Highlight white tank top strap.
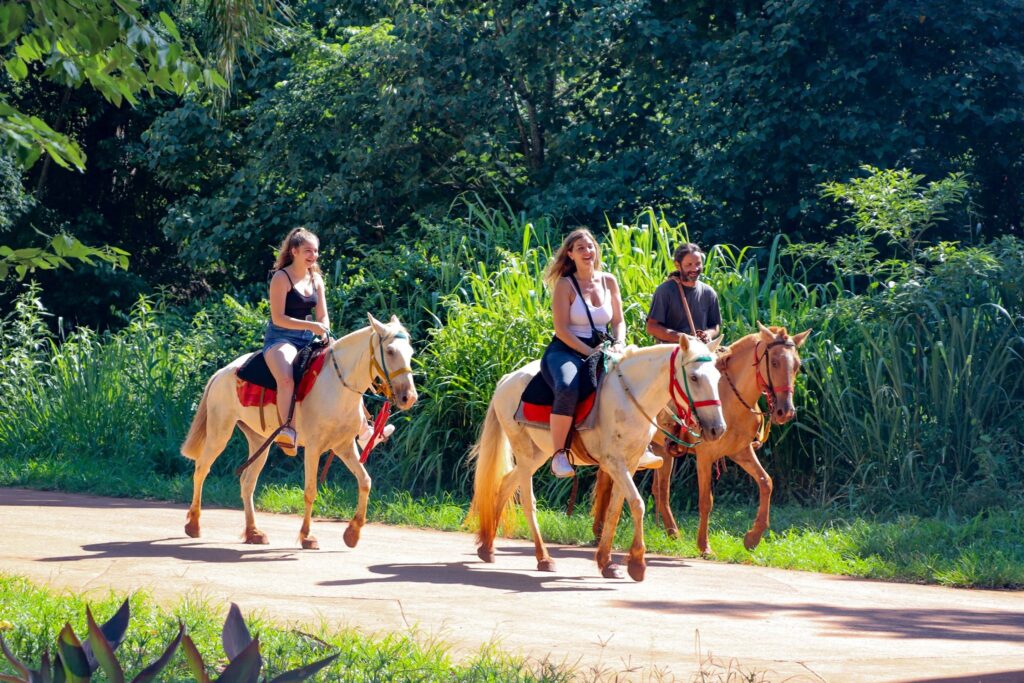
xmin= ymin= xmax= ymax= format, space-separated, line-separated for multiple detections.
xmin=567 ymin=274 xmax=612 ymax=337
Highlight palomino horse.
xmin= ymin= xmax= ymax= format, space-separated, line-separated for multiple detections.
xmin=470 ymin=335 xmax=726 ymax=582
xmin=592 ymin=324 xmax=809 ymax=555
xmin=180 ymin=314 xmax=417 ymax=549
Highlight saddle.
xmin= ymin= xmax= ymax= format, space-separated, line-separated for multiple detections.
xmin=514 ymin=350 xmax=607 ymax=431
xmin=235 ymin=340 xmax=330 ymax=411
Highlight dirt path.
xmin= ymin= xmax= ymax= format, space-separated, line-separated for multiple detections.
xmin=1 ymin=488 xmax=1022 ymax=682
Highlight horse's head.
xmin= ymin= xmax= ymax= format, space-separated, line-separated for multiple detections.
xmin=676 ymin=334 xmax=727 ymax=440
xmin=756 ymin=322 xmax=811 ymax=424
xmin=368 ymin=313 xmax=418 ymax=411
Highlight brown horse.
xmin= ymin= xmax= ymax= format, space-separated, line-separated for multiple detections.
xmin=592 ymin=323 xmax=809 ymax=555
xmin=180 ymin=314 xmax=417 ymax=550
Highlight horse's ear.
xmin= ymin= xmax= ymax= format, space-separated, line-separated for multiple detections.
xmin=390 ymin=314 xmax=400 ymax=325
xmin=757 ymin=321 xmax=775 ymax=343
xmin=706 ymin=336 xmax=722 ymax=352
xmin=678 ymin=333 xmax=692 ymax=352
xmin=792 ymin=329 xmax=812 ymax=348
xmin=367 ymin=313 xmax=386 ymax=334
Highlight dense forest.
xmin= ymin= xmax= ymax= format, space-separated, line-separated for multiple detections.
xmin=2 ymin=0 xmax=1024 ymax=517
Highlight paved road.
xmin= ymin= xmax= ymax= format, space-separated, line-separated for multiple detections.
xmin=1 ymin=488 xmax=1022 ymax=682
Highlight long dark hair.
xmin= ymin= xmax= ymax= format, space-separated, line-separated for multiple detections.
xmin=273 ymin=227 xmax=322 ymax=278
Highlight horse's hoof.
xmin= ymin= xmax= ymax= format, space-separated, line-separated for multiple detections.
xmin=601 ymin=563 xmax=625 ymax=579
xmin=244 ymin=529 xmax=269 ymax=545
xmin=343 ymin=525 xmax=360 ymax=548
xmin=627 ymin=559 xmax=646 ymax=582
xmin=743 ymin=531 xmax=763 ymax=551
xmin=699 ymin=547 xmax=715 ymax=559
xmin=537 ymin=558 xmax=557 ymax=572
xmin=301 ymin=537 xmax=320 ymax=550
xmin=477 ymin=546 xmax=495 ymax=563
xmin=184 ymin=522 xmax=200 ymax=539
xmin=666 ymin=526 xmax=680 ymax=539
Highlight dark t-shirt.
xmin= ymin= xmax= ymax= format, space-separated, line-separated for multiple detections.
xmin=647 ymin=276 xmax=722 ymax=336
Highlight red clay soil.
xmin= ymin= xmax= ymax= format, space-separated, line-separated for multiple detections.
xmin=1 ymin=488 xmax=1022 ymax=682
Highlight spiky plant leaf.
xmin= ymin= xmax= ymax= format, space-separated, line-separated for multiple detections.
xmin=129 ymin=623 xmax=183 ymax=683
xmin=85 ymin=598 xmax=130 ymax=661
xmin=214 ymin=636 xmax=261 ymax=683
xmin=221 ymin=604 xmax=253 ymax=661
xmin=181 ymin=635 xmax=211 ymax=683
xmin=0 ymin=635 xmax=29 ymax=679
xmin=56 ymin=626 xmax=89 ymax=682
xmin=84 ymin=606 xmax=123 ymax=682
xmin=267 ymin=652 xmax=339 ymax=682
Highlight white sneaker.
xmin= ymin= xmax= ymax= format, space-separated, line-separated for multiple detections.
xmin=357 ymin=422 xmax=395 ymax=449
xmin=550 ymin=449 xmax=575 ymax=478
xmin=637 ymin=448 xmax=664 ymax=470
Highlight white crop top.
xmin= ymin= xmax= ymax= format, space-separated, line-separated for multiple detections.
xmin=567 ymin=276 xmax=613 ymax=337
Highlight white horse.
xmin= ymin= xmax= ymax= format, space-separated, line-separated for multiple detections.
xmin=470 ymin=334 xmax=726 ymax=581
xmin=180 ymin=314 xmax=417 ymax=549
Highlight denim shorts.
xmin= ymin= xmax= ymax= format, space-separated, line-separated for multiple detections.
xmin=262 ymin=323 xmax=314 ymax=354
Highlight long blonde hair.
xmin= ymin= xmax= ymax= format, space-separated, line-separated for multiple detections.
xmin=273 ymin=227 xmax=322 ymax=278
xmin=543 ymin=228 xmax=602 ymax=290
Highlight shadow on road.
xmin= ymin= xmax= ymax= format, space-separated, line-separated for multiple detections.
xmin=613 ymin=599 xmax=1024 ymax=644
xmin=2 ymin=488 xmax=172 ymax=509
xmin=39 ymin=538 xmax=299 ymax=564
xmin=491 ymin=544 xmax=689 ymax=568
xmin=320 ymin=559 xmax=616 ymax=594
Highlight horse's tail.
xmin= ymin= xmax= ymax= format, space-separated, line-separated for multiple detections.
xmin=468 ymin=399 xmax=514 ymax=547
xmin=180 ymin=373 xmax=216 ymax=461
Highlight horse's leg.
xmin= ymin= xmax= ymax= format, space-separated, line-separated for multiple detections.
xmin=335 ymin=442 xmax=371 ymax=549
xmin=729 ymin=445 xmax=773 ymax=550
xmin=695 ymin=452 xmax=717 ymax=556
xmin=238 ymin=425 xmax=271 ymax=544
xmin=185 ymin=408 xmax=234 ymax=539
xmin=598 ymin=462 xmax=648 ymax=582
xmin=516 ymin=454 xmax=557 ymax=571
xmin=595 ymin=478 xmax=626 ymax=579
xmin=477 ymin=465 xmax=522 ymax=563
xmin=298 ymin=441 xmax=325 ymax=550
xmin=651 ymin=442 xmax=679 ymax=538
xmin=590 ymin=469 xmax=613 ymax=541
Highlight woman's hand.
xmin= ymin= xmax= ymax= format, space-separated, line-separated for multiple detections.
xmin=310 ymin=321 xmax=331 ymax=337
xmin=610 ymin=341 xmax=626 ymax=354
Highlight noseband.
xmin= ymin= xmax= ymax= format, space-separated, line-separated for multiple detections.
xmin=754 ymin=338 xmax=796 ymax=414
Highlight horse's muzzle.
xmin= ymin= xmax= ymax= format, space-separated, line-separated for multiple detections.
xmin=396 ymin=388 xmax=418 ymax=411
xmin=701 ymin=419 xmax=727 ymax=441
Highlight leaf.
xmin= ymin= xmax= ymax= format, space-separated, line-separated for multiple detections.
xmin=221 ymin=604 xmax=252 ymax=661
xmin=181 ymin=635 xmax=211 ymax=683
xmin=159 ymin=12 xmax=182 ymax=42
xmin=4 ymin=56 xmax=27 ymax=80
xmin=0 ymin=635 xmax=29 ymax=678
xmin=213 ymin=637 xmax=261 ymax=683
xmin=56 ymin=625 xmax=90 ymax=682
xmin=84 ymin=606 xmax=124 ymax=682
xmin=129 ymin=622 xmax=183 ymax=683
xmin=267 ymin=653 xmax=339 ymax=682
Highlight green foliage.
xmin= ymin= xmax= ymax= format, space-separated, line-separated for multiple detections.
xmin=0 ymin=233 xmax=129 ymax=280
xmin=0 ymin=596 xmax=336 ymax=683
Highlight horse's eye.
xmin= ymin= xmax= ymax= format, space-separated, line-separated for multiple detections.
xmin=690 ymin=374 xmax=698 ymax=383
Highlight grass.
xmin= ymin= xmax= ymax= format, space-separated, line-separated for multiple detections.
xmin=0 ymin=575 xmax=581 ymax=682
xmin=3 ymin=450 xmax=1022 ymax=590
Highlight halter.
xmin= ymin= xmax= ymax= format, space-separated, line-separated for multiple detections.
xmin=753 ymin=338 xmax=796 ymax=415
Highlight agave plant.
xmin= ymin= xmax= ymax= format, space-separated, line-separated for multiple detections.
xmin=0 ymin=600 xmax=337 ymax=683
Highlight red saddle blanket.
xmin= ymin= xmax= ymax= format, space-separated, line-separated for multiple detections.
xmin=519 ymin=392 xmax=597 ymax=427
xmin=236 ymin=351 xmax=329 ymax=408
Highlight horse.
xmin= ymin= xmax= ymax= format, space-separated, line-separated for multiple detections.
xmin=470 ymin=334 xmax=727 ymax=582
xmin=591 ymin=323 xmax=810 ymax=555
xmin=180 ymin=314 xmax=417 ymax=550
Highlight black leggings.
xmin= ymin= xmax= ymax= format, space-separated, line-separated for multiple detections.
xmin=540 ymin=334 xmax=597 ymax=416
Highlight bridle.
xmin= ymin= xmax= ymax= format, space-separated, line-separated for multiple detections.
xmin=753 ymin=338 xmax=796 ymax=415
xmin=616 ymin=346 xmax=721 ymax=447
xmin=328 ymin=329 xmax=413 ymax=405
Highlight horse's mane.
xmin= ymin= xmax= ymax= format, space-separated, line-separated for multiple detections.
xmin=715 ymin=325 xmax=791 ymax=365
xmin=331 ymin=319 xmax=410 ymax=350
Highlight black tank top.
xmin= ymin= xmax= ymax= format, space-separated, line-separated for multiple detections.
xmin=279 ymin=269 xmax=318 ymax=320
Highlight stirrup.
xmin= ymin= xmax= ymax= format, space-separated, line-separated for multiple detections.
xmin=550 ymin=448 xmax=575 ymax=479
xmin=357 ymin=422 xmax=395 ymax=449
xmin=275 ymin=426 xmax=298 ymax=456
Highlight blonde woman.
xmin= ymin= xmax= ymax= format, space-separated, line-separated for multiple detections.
xmin=541 ymin=228 xmax=626 ymax=478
